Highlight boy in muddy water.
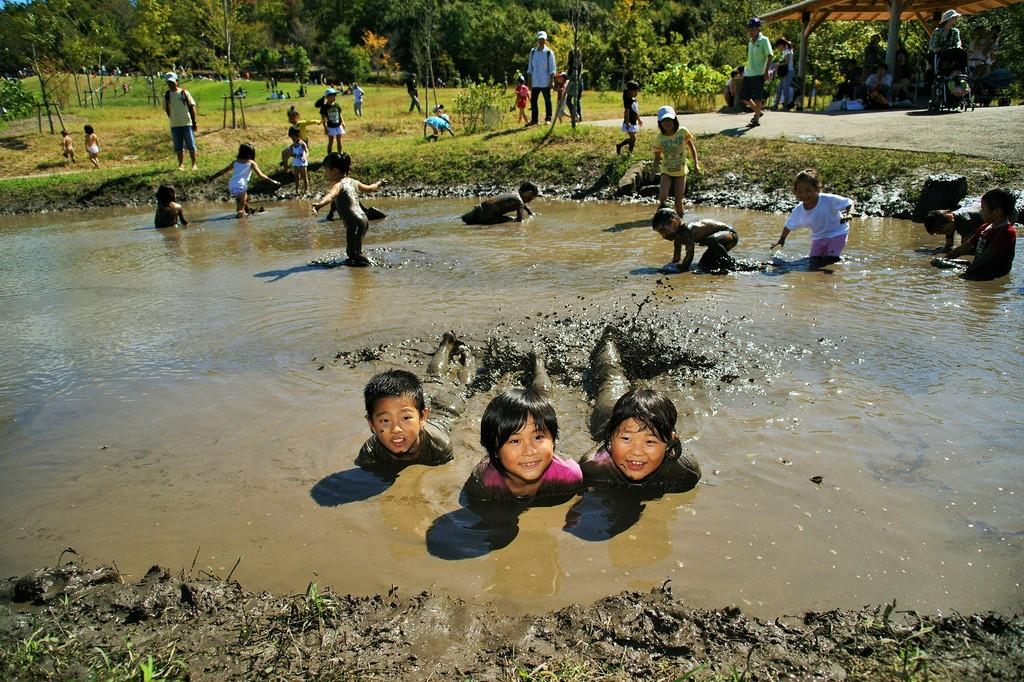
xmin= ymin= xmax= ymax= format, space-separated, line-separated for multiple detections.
xmin=356 ymin=332 xmax=473 ymax=468
xmin=651 ymin=208 xmax=742 ymax=273
xmin=931 ymin=188 xmax=1017 ymax=281
xmin=460 ymin=182 xmax=540 ymax=225
xmin=923 ymin=207 xmax=983 ymax=253
xmin=311 ymin=152 xmax=384 ymax=266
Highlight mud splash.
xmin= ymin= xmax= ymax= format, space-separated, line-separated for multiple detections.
xmin=2 ymin=563 xmax=1021 ymax=680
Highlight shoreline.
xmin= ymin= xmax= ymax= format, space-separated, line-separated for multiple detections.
xmin=2 ymin=562 xmax=1021 ymax=680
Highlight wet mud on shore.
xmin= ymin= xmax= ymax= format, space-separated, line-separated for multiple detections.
xmin=2 ymin=563 xmax=1022 ymax=680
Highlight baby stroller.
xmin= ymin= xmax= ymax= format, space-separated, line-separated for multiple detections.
xmin=930 ymin=48 xmax=974 ymax=112
xmin=973 ymin=66 xmax=1014 ymax=106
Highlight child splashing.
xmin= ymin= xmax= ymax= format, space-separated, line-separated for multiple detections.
xmin=310 ymin=152 xmax=384 ymax=266
xmin=465 ymin=388 xmax=582 ymax=501
xmin=209 ymin=143 xmax=281 ymax=218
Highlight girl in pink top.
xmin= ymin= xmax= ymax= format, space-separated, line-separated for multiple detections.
xmin=465 ymin=388 xmax=582 ymax=502
xmin=515 ymin=77 xmax=530 ymax=125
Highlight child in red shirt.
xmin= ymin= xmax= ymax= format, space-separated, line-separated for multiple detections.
xmin=515 ymin=77 xmax=529 ymax=125
xmin=932 ymin=188 xmax=1017 ymax=281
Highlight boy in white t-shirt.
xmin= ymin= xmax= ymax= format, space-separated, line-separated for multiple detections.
xmin=771 ymin=169 xmax=854 ymax=267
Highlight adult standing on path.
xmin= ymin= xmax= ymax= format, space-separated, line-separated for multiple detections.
xmin=740 ymin=17 xmax=773 ymax=128
xmin=164 ymin=72 xmax=198 ymax=171
xmin=526 ymin=30 xmax=557 ymax=127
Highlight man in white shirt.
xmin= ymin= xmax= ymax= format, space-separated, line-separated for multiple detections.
xmin=163 ymin=72 xmax=198 ymax=171
xmin=526 ymin=30 xmax=557 ymax=126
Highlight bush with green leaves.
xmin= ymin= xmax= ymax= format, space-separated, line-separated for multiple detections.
xmin=648 ymin=62 xmax=732 ymax=112
xmin=453 ymin=79 xmax=506 ymax=133
xmin=0 ymin=78 xmax=38 ymax=121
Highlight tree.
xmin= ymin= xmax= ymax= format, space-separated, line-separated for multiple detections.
xmin=609 ymin=0 xmax=658 ymax=85
xmin=324 ymin=32 xmax=371 ymax=82
xmin=361 ymin=30 xmax=392 ymax=84
xmin=290 ymin=45 xmax=311 ymax=83
xmin=251 ymin=46 xmax=281 ymax=80
xmin=125 ymin=0 xmax=180 ymax=106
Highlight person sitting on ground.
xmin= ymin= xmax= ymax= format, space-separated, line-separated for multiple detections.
xmin=923 ymin=207 xmax=983 ymax=252
xmin=864 ymin=65 xmax=893 ymax=109
xmin=461 ymin=182 xmax=540 ymax=224
xmin=834 ymin=58 xmax=861 ymax=101
xmin=892 ymin=49 xmax=916 ymax=103
xmin=356 ymin=333 xmax=473 ymax=468
xmin=931 ymin=188 xmax=1017 ymax=281
xmin=652 ymin=208 xmax=739 ymax=273
xmin=423 ymin=112 xmax=454 ymax=140
xmin=154 ymin=184 xmax=188 ymax=228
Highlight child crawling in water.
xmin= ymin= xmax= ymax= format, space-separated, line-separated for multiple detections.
xmin=357 ymin=332 xmax=473 ymax=468
xmin=652 ymin=208 xmax=739 ymax=273
xmin=461 ymin=182 xmax=540 ymax=224
xmin=311 ymin=152 xmax=385 ymax=266
xmin=154 ymin=185 xmax=188 ymax=228
xmin=464 ymin=386 xmax=583 ymax=501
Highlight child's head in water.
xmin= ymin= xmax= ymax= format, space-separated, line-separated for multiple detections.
xmin=237 ymin=143 xmax=256 ymax=161
xmin=793 ymin=168 xmax=821 ymax=209
xmin=480 ymin=389 xmax=559 ymax=490
xmin=156 ymin=184 xmax=177 ymax=206
xmin=602 ymin=389 xmax=682 ymax=482
xmin=322 ymin=152 xmax=352 ymax=180
xmin=364 ymin=369 xmax=429 ymax=459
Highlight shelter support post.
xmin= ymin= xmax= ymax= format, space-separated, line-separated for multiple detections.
xmin=886 ymin=0 xmax=903 ymax=73
xmin=796 ymin=11 xmax=829 ymax=111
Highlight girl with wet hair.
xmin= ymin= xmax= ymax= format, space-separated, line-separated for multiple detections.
xmin=580 ymin=388 xmax=700 ymax=492
xmin=311 ymin=152 xmax=385 ymax=266
xmin=154 ymin=185 xmax=188 ymax=228
xmin=464 ymin=388 xmax=582 ymax=501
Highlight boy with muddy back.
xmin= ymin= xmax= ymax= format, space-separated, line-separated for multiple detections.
xmin=357 ymin=333 xmax=474 ymax=468
xmin=652 ymin=208 xmax=739 ymax=273
xmin=461 ymin=182 xmax=540 ymax=225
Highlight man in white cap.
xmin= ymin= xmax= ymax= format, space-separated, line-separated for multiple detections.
xmin=739 ymin=17 xmax=773 ymax=128
xmin=163 ymin=72 xmax=198 ymax=171
xmin=526 ymin=30 xmax=557 ymax=126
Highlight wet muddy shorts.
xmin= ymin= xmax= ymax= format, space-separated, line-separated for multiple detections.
xmin=809 ymin=234 xmax=848 ymax=257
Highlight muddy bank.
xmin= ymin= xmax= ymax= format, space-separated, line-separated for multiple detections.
xmin=0 ymin=161 xmax=1000 ymax=219
xmin=1 ymin=563 xmax=1021 ymax=680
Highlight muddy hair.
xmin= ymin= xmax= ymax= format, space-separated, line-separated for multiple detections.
xmin=923 ymin=210 xmax=951 ymax=234
xmin=238 ymin=143 xmax=256 ymax=161
xmin=322 ymin=152 xmax=352 ymax=176
xmin=363 ymin=369 xmax=426 ymax=417
xmin=652 ymin=207 xmax=681 ymax=234
xmin=794 ymin=169 xmax=821 ymax=189
xmin=602 ymin=389 xmax=683 ymax=461
xmin=981 ymin=188 xmax=1017 ymax=220
xmin=155 ymin=185 xmax=177 ymax=205
xmin=479 ymin=389 xmax=559 ymax=471
xmin=519 ymin=181 xmax=539 ymax=197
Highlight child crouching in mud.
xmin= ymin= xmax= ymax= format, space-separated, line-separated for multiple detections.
xmin=464 ymin=387 xmax=582 ymax=502
xmin=461 ymin=182 xmax=540 ymax=224
xmin=311 ymin=152 xmax=384 ymax=267
xmin=155 ymin=185 xmax=188 ymax=228
xmin=652 ymin=208 xmax=740 ymax=273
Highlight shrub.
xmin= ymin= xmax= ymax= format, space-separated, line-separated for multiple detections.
xmin=453 ymin=79 xmax=507 ymax=133
xmin=0 ymin=78 xmax=38 ymax=121
xmin=648 ymin=62 xmax=733 ymax=112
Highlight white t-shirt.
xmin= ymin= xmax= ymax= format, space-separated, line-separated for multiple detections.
xmin=785 ymin=192 xmax=853 ymax=240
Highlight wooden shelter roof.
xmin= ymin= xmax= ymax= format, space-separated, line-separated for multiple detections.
xmin=761 ymin=0 xmax=1021 ymax=23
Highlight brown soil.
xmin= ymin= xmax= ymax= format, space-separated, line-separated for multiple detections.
xmin=2 ymin=563 xmax=1021 ymax=680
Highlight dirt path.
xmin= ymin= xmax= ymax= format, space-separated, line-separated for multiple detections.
xmin=593 ymin=105 xmax=1024 ymax=162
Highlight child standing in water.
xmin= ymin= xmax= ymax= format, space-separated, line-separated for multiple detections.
xmin=154 ymin=184 xmax=188 ymax=228
xmin=771 ymin=169 xmax=854 ymax=267
xmin=310 ymin=152 xmax=384 ymax=266
xmin=287 ymin=126 xmax=309 ymax=194
xmin=464 ymin=388 xmax=583 ymax=502
xmin=580 ymin=389 xmax=700 ymax=493
xmin=616 ymin=80 xmax=642 ymax=155
xmin=61 ymin=130 xmax=76 ymax=164
xmin=652 ymin=105 xmax=700 ymax=216
xmin=209 ymin=143 xmax=281 ymax=218
xmin=84 ymin=125 xmax=100 ymax=168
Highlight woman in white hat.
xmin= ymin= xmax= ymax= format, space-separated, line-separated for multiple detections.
xmin=930 ymin=9 xmax=963 ymax=64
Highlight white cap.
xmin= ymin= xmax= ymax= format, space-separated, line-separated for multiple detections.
xmin=536 ymin=31 xmax=548 ymax=40
xmin=657 ymin=105 xmax=677 ymax=122
xmin=165 ymin=72 xmax=178 ymax=82
xmin=940 ymin=9 xmax=961 ymax=23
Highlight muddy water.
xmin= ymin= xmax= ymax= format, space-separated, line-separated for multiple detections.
xmin=0 ymin=197 xmax=1020 ymax=618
